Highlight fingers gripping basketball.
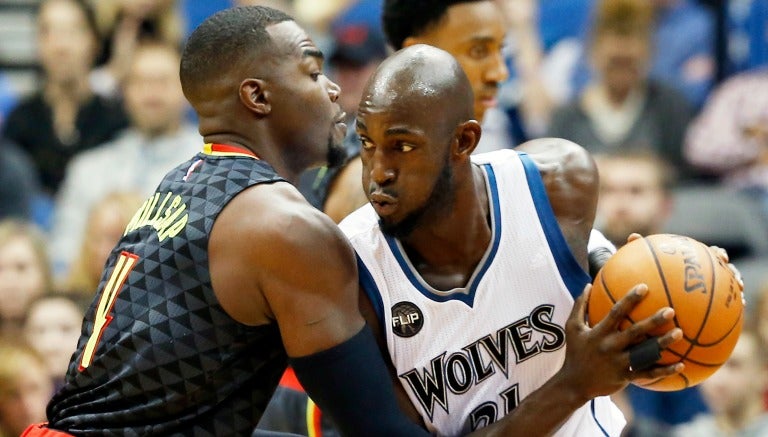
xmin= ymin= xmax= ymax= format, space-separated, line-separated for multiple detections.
xmin=587 ymin=234 xmax=744 ymax=391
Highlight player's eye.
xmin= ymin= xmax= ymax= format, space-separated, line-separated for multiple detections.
xmin=360 ymin=138 xmax=374 ymax=151
xmin=398 ymin=142 xmax=414 ymax=153
xmin=310 ymin=72 xmax=321 ymax=81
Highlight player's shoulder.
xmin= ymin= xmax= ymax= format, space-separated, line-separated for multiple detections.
xmin=469 ymin=148 xmax=518 ymax=166
xmin=237 ymin=181 xmax=327 ymax=225
xmin=222 ymin=181 xmax=348 ymax=253
xmin=515 ymin=138 xmax=595 ymax=179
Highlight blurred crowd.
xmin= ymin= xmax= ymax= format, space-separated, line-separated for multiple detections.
xmin=0 ymin=0 xmax=766 ymax=436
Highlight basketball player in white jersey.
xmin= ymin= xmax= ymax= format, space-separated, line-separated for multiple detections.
xmin=339 ymin=44 xmax=685 ymax=436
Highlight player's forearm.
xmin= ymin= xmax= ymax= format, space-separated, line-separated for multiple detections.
xmin=290 ymin=324 xmax=428 ymax=436
xmin=468 ymin=370 xmax=589 ymax=436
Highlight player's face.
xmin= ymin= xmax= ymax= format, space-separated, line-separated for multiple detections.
xmin=37 ymin=0 xmax=97 ymax=83
xmin=407 ymin=1 xmax=507 ymax=122
xmin=357 ymin=93 xmax=456 ymax=238
xmin=124 ymin=46 xmax=187 ymax=137
xmin=699 ymin=333 xmax=766 ymax=416
xmin=596 ymin=158 xmax=669 ymax=246
xmin=266 ymin=21 xmax=348 ymax=169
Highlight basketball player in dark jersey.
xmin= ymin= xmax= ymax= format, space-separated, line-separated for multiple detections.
xmin=24 ymin=6 xmax=426 ymax=436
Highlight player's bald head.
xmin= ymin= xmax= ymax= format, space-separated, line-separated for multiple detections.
xmin=360 ymin=44 xmax=474 ymax=126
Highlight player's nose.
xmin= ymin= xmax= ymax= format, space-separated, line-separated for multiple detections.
xmin=327 ymin=79 xmax=341 ymax=103
xmin=369 ymin=153 xmax=396 ymax=186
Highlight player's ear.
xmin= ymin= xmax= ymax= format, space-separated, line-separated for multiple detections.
xmin=454 ymin=119 xmax=481 ymax=159
xmin=239 ymin=78 xmax=271 ymax=116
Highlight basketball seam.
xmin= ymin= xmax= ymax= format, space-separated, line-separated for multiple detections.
xmin=644 ymin=236 xmax=693 ymax=390
xmin=690 ymin=245 xmax=718 ymax=344
xmin=598 ymin=271 xmax=639 ymax=326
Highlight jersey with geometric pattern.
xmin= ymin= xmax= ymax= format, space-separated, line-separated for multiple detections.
xmin=339 ymin=149 xmax=627 ymax=436
xmin=47 ymin=144 xmax=288 ymax=437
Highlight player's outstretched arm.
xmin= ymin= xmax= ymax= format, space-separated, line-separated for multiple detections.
xmin=209 ymin=182 xmax=426 ymax=435
xmin=471 ymin=284 xmax=684 ymax=436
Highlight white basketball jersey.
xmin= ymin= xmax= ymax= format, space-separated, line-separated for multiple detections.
xmin=340 ymin=150 xmax=625 ymax=436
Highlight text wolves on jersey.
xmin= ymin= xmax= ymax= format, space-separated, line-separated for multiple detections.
xmin=399 ymin=304 xmax=565 ymax=422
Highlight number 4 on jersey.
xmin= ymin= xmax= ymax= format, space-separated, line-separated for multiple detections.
xmin=79 ymin=251 xmax=139 ymax=370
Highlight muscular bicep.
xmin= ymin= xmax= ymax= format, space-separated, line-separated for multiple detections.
xmin=210 ymin=183 xmax=363 ymax=358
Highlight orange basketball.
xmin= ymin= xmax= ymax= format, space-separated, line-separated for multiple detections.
xmin=587 ymin=234 xmax=744 ymax=391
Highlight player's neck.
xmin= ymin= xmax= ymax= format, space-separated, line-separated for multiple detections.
xmin=400 ymin=165 xmax=491 ymax=285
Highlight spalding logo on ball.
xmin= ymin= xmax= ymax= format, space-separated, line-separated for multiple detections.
xmin=587 ymin=233 xmax=744 ymax=392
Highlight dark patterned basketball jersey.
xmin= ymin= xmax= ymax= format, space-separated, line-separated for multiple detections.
xmin=48 ymin=144 xmax=289 ymax=436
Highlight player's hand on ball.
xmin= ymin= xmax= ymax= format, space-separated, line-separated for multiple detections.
xmin=557 ymin=283 xmax=684 ymax=401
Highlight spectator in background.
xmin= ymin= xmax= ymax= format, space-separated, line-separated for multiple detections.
xmin=748 ymin=279 xmax=768 ymax=409
xmin=0 ymin=341 xmax=53 ymax=437
xmin=0 ymin=220 xmax=52 ymax=338
xmin=649 ymin=0 xmax=716 ymax=108
xmin=547 ymin=0 xmax=695 ymax=180
xmin=23 ymin=293 xmax=88 ymax=391
xmin=594 ymin=149 xmax=675 ymax=248
xmin=49 ymin=42 xmax=200 ymax=277
xmin=684 ymin=67 xmax=768 ymax=220
xmin=544 ymin=0 xmax=715 ymax=111
xmin=1 ymin=0 xmax=129 ymax=196
xmin=61 ymin=191 xmax=143 ymax=295
xmin=594 ymin=149 xmax=710 ymax=428
xmin=90 ymin=0 xmax=184 ymax=97
xmin=672 ymin=329 xmax=768 ymax=436
xmin=0 ymin=140 xmax=39 ymax=222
